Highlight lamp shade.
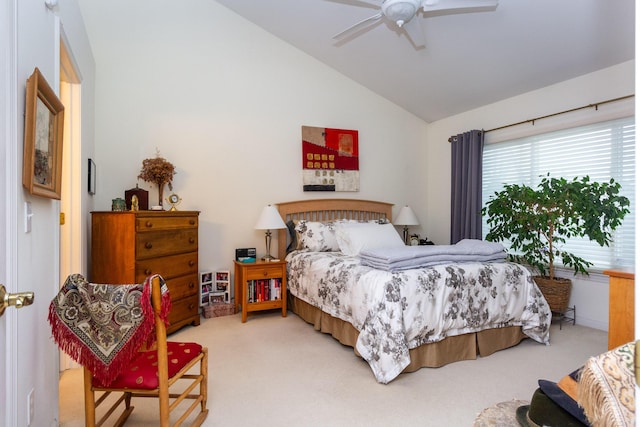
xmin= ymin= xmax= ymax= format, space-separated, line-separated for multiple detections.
xmin=394 ymin=205 xmax=419 ymax=226
xmin=254 ymin=205 xmax=286 ymax=230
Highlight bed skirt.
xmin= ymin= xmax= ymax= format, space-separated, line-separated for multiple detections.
xmin=288 ymin=294 xmax=527 ymax=373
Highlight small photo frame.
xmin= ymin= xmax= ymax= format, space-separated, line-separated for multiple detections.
xmin=201 ymin=272 xmax=212 ymax=283
xmin=209 ymin=294 xmax=225 ymax=304
xmin=199 ymin=271 xmax=213 ymax=307
xmin=22 ymin=67 xmax=65 ymax=199
xmin=88 ymin=158 xmax=96 ymax=195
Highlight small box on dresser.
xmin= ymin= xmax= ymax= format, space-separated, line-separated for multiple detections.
xmin=90 ymin=210 xmax=200 ymax=334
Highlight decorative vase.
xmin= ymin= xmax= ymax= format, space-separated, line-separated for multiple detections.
xmin=157 ymin=182 xmax=164 ymax=208
xmin=533 ymin=276 xmax=572 ymax=313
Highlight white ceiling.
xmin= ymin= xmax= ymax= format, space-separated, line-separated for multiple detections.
xmin=213 ymin=0 xmax=635 ymax=123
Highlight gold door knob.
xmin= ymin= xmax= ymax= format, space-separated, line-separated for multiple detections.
xmin=0 ymin=284 xmax=34 ymax=317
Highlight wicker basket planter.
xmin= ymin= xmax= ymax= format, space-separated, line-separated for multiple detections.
xmin=534 ymin=276 xmax=572 ymax=313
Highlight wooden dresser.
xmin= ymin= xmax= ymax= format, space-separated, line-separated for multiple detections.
xmin=604 ymin=269 xmax=635 ymax=350
xmin=90 ymin=211 xmax=200 ymax=334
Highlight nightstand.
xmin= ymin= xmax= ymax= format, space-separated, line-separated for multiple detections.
xmin=234 ymin=260 xmax=287 ymax=323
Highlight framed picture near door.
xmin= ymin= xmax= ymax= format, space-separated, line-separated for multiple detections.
xmin=22 ymin=67 xmax=65 ymax=199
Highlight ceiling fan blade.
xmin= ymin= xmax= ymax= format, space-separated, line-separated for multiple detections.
xmin=422 ymin=0 xmax=498 ymax=13
xmin=323 ymin=0 xmax=382 ymax=10
xmin=333 ymin=12 xmax=384 ymax=40
xmin=402 ymin=17 xmax=426 ymax=48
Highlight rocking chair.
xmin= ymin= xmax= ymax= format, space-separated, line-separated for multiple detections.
xmin=80 ymin=275 xmax=208 ymax=426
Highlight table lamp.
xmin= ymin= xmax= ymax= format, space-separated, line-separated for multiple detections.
xmin=254 ymin=204 xmax=286 ymax=261
xmin=394 ymin=205 xmax=419 ymax=245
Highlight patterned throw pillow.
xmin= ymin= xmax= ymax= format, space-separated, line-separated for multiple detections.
xmin=294 ymin=220 xmax=340 ymax=252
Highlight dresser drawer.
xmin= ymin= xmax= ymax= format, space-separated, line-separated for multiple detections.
xmin=168 ymin=294 xmax=199 ymax=327
xmin=135 ymin=252 xmax=198 ymax=281
xmin=246 ymin=264 xmax=285 ymax=280
xmin=166 ymin=273 xmax=198 ymax=300
xmin=136 ymin=229 xmax=198 ymax=259
xmin=136 ymin=215 xmax=198 ymax=231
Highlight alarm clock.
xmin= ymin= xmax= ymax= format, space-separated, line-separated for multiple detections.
xmin=410 ymin=234 xmax=420 ymax=246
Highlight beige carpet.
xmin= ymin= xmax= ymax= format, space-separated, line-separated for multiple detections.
xmin=59 ymin=311 xmax=607 ymax=426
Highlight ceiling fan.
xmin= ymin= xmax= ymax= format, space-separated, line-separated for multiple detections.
xmin=331 ymin=0 xmax=499 ymax=48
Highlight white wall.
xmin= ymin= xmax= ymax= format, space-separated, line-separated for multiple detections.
xmin=82 ymin=0 xmax=428 ymax=277
xmin=423 ymin=61 xmax=635 ymax=330
xmin=13 ymin=0 xmax=95 ymax=425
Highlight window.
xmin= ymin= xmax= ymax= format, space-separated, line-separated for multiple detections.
xmin=482 ymin=116 xmax=635 ymax=271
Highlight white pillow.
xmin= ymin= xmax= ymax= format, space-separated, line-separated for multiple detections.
xmin=335 ymin=223 xmax=405 ymax=256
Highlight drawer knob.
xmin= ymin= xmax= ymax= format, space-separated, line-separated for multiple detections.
xmin=263 ymin=271 xmax=268 ymax=276
xmin=189 ymin=282 xmax=195 ymax=288
xmin=189 ymin=219 xmax=195 ymax=225
xmin=189 ymin=237 xmax=195 ymax=244
xmin=188 ymin=260 xmax=195 ymax=266
xmin=145 ymin=221 xmax=153 ymax=228
xmin=145 ymin=242 xmax=153 ymax=249
xmin=145 ymin=269 xmax=152 ymax=275
xmin=189 ymin=303 xmax=195 ymax=310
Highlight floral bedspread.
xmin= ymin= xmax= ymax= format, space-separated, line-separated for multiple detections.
xmin=286 ymin=251 xmax=551 ymax=383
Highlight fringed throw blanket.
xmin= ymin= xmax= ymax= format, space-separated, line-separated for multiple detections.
xmin=577 ymin=341 xmax=636 ymax=427
xmin=48 ymin=274 xmax=171 ymax=386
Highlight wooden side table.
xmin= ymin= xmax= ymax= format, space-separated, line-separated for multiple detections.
xmin=234 ymin=260 xmax=287 ymax=323
xmin=604 ymin=269 xmax=635 ymax=350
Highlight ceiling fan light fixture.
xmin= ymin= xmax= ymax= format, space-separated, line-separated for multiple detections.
xmin=382 ymin=0 xmax=420 ymax=28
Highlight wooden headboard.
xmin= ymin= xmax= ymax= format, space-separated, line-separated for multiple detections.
xmin=276 ymin=199 xmax=394 ymax=260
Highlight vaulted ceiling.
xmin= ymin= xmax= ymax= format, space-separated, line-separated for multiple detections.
xmin=214 ymin=0 xmax=635 ymax=123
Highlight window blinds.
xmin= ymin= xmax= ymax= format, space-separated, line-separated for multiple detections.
xmin=482 ymin=116 xmax=635 ymax=271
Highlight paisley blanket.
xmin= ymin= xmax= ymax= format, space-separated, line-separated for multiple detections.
xmin=48 ymin=274 xmax=171 ymax=385
xmin=286 ymin=251 xmax=551 ymax=383
xmin=578 ymin=342 xmax=636 ymax=427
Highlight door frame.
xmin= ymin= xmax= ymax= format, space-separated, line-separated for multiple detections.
xmin=59 ymin=29 xmax=83 ymax=371
xmin=1 ymin=0 xmax=19 ymax=425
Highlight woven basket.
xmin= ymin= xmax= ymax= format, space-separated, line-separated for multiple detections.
xmin=534 ymin=276 xmax=572 ymax=313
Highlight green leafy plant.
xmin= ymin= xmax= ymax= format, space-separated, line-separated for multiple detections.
xmin=482 ymin=174 xmax=630 ymax=279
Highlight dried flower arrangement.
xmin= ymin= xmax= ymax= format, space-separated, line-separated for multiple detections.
xmin=138 ymin=150 xmax=176 ymax=207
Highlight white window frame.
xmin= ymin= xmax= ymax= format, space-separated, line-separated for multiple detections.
xmin=482 ymin=109 xmax=635 ymax=272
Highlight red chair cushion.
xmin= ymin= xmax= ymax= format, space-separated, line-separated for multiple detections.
xmin=94 ymin=342 xmax=203 ymax=389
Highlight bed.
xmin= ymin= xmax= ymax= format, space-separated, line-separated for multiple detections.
xmin=276 ymin=199 xmax=551 ymax=384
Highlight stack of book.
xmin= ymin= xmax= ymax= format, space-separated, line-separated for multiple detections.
xmin=247 ymin=278 xmax=282 ymax=303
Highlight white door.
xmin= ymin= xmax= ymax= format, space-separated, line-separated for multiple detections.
xmin=1 ymin=0 xmax=18 ymax=425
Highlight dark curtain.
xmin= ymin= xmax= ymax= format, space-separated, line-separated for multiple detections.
xmin=450 ymin=130 xmax=484 ymax=243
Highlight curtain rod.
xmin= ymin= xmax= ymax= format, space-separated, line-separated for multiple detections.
xmin=484 ymin=94 xmax=634 ymax=133
xmin=447 ymin=94 xmax=634 ymax=143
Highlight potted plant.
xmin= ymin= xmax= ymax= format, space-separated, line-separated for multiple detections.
xmin=138 ymin=151 xmax=176 ymax=208
xmin=481 ymin=174 xmax=630 ymax=313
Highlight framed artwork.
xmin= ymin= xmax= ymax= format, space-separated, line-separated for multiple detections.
xmin=302 ymin=125 xmax=359 ymax=192
xmin=88 ymin=158 xmax=96 ymax=195
xmin=22 ymin=67 xmax=65 ymax=199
